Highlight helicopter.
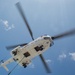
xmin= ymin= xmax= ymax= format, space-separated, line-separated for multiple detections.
xmin=0 ymin=2 xmax=75 ymax=75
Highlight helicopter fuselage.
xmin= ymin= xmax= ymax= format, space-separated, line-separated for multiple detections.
xmin=0 ymin=35 xmax=53 ymax=71
xmin=11 ymin=35 xmax=53 ymax=67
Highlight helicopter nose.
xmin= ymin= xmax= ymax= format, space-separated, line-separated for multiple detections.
xmin=43 ymin=36 xmax=51 ymax=41
xmin=43 ymin=36 xmax=54 ymax=46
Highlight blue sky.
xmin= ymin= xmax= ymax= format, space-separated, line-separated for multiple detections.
xmin=0 ymin=0 xmax=75 ymax=75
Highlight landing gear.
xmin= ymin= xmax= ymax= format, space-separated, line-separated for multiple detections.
xmin=22 ymin=63 xmax=27 ymax=68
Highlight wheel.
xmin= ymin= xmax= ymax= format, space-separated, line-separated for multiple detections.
xmin=22 ymin=63 xmax=27 ymax=68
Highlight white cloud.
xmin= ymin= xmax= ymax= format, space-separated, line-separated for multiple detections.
xmin=46 ymin=59 xmax=52 ymax=63
xmin=28 ymin=59 xmax=51 ymax=69
xmin=29 ymin=63 xmax=35 ymax=68
xmin=69 ymin=52 xmax=75 ymax=61
xmin=58 ymin=53 xmax=67 ymax=61
xmin=3 ymin=20 xmax=9 ymax=27
xmin=0 ymin=19 xmax=15 ymax=31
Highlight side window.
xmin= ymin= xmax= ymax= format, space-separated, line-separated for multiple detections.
xmin=23 ymin=52 xmax=30 ymax=57
xmin=34 ymin=45 xmax=44 ymax=51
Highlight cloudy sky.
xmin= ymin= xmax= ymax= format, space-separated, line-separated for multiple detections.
xmin=0 ymin=0 xmax=75 ymax=75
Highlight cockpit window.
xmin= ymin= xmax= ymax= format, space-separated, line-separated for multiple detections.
xmin=43 ymin=37 xmax=50 ymax=40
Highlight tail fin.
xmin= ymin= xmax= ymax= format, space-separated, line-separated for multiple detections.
xmin=0 ymin=58 xmax=14 ymax=71
xmin=2 ymin=65 xmax=9 ymax=71
xmin=0 ymin=64 xmax=9 ymax=71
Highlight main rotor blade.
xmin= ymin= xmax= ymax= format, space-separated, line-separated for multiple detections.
xmin=52 ymin=29 xmax=75 ymax=40
xmin=39 ymin=54 xmax=51 ymax=73
xmin=6 ymin=43 xmax=27 ymax=50
xmin=16 ymin=2 xmax=34 ymax=40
